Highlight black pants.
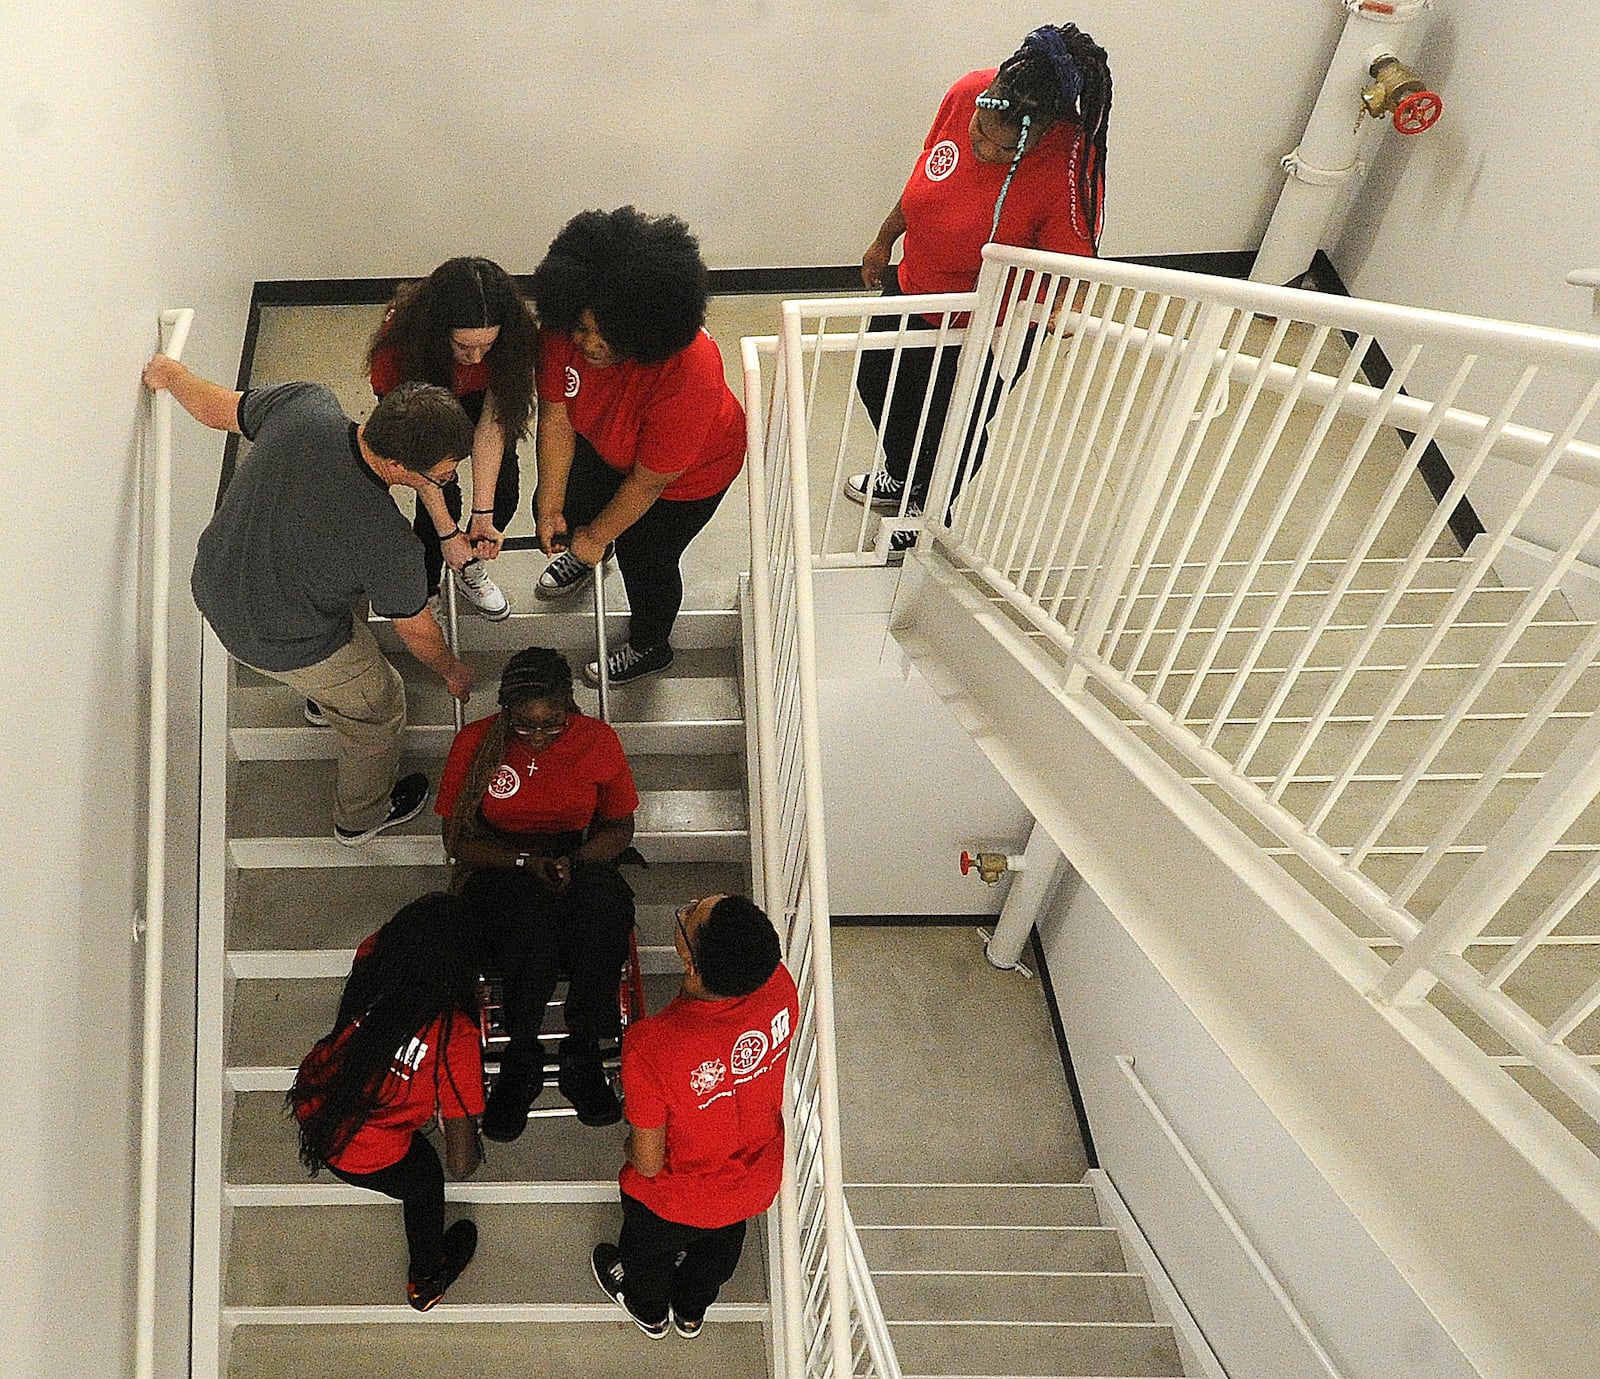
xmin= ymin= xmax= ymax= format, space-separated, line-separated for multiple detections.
xmin=618 ymin=1193 xmax=749 ymax=1325
xmin=854 ymin=262 xmax=1035 ymax=510
xmin=554 ymin=438 xmax=728 ymax=651
xmin=407 ymin=389 xmax=523 ymax=595
xmin=459 ymin=860 xmax=635 ymax=1060
xmin=327 ymin=1133 xmax=444 ymax=1280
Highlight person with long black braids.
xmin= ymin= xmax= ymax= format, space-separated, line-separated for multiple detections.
xmin=848 ymin=23 xmax=1112 ymax=546
xmin=436 ymin=646 xmax=639 ymax=1137
xmin=287 ymin=894 xmax=484 ymax=1311
xmin=367 ymin=256 xmax=537 ymax=619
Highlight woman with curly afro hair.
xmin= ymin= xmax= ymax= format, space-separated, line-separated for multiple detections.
xmin=528 ymin=208 xmax=745 ymax=685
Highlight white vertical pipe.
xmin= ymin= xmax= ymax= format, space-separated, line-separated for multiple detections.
xmin=1251 ymin=0 xmax=1438 ymax=286
xmin=592 ymin=554 xmax=611 ymax=722
xmin=984 ymin=821 xmax=1070 ymax=971
xmin=135 ymin=305 xmax=192 ymax=1379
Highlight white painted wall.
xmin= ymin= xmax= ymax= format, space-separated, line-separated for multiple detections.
xmin=1331 ymin=3 xmax=1600 ymax=564
xmin=0 ymin=8 xmax=260 ymax=1377
xmin=207 ymin=1 xmax=1344 ymax=276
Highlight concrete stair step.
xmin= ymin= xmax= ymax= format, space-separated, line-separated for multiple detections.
xmin=886 ymin=1318 xmax=1183 ymax=1377
xmin=874 ymin=1270 xmax=1154 ymax=1324
xmin=226 ymin=1320 xmax=766 ymax=1378
xmin=857 ymin=1225 xmax=1126 ymax=1274
xmin=227 ymin=1092 xmax=627 ymax=1191
xmin=848 ymin=1183 xmax=1103 ymax=1227
xmin=224 ymin=1201 xmax=766 ymax=1309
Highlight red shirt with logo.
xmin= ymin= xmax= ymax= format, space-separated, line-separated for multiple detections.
xmin=897 ymin=68 xmax=1100 ymax=299
xmin=435 ymin=710 xmax=638 ymax=834
xmin=536 ymin=328 xmax=745 ymax=502
xmin=619 ymin=964 xmax=799 ymax=1228
xmin=369 ymin=310 xmax=491 ymax=398
xmin=294 ymin=938 xmax=486 ymax=1175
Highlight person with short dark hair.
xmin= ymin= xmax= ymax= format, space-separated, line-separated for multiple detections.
xmin=528 ymin=207 xmax=746 ymax=686
xmin=143 ymin=358 xmax=476 ymax=843
xmin=367 ymin=257 xmax=538 ymax=617
xmin=848 ymin=22 xmax=1113 ymax=548
xmin=591 ymin=893 xmax=797 ymax=1339
xmin=287 ymin=893 xmax=484 ymax=1311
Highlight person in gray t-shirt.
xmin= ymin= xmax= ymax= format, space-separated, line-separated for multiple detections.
xmin=145 ymin=358 xmax=479 ymax=843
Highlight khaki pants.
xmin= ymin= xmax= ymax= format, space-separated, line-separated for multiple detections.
xmin=248 ymin=618 xmax=406 ymax=833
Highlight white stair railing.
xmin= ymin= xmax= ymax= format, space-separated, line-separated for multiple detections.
xmin=742 ymin=325 xmax=901 ymax=1379
xmin=136 ymin=306 xmax=193 ymax=1379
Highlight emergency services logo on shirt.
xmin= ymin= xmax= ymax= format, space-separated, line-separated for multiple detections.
xmin=564 ymin=365 xmax=581 ymax=399
xmin=689 ymin=1059 xmax=727 ymax=1095
xmin=925 ymin=139 xmax=960 ymax=182
xmin=487 ymin=764 xmax=521 ymax=800
xmin=730 ymin=1030 xmax=769 ymax=1076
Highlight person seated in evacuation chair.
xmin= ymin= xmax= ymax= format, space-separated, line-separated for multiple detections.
xmin=848 ymin=22 xmax=1112 ymax=551
xmin=366 ymin=256 xmax=537 ymax=623
xmin=592 ymin=893 xmax=799 ymax=1340
xmin=437 ymin=646 xmax=639 ymax=1136
xmin=288 ymin=894 xmax=484 ymax=1312
xmin=142 ymin=358 xmax=476 ymax=845
xmin=528 ymin=206 xmax=746 ymax=686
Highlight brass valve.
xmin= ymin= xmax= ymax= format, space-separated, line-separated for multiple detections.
xmin=1360 ymin=55 xmax=1442 ymax=133
xmin=960 ymin=849 xmax=1016 ymax=885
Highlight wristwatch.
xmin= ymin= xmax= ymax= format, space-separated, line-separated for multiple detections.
xmin=515 ymin=852 xmax=529 ymax=869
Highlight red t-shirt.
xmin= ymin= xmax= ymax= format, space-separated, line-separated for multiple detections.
xmin=619 ymin=964 xmax=799 ymax=1228
xmin=536 ymin=328 xmax=745 ymax=502
xmin=369 ymin=310 xmax=491 ymax=399
xmin=295 ymin=938 xmax=486 ymax=1175
xmin=897 ymin=68 xmax=1101 ymax=299
xmin=434 ymin=711 xmax=639 ymax=833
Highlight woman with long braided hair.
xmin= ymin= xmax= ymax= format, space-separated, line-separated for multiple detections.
xmin=288 ymin=893 xmax=484 ymax=1310
xmin=848 ymin=23 xmax=1112 ymax=547
xmin=434 ymin=646 xmax=639 ymax=1138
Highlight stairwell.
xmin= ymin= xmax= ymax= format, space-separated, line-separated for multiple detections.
xmin=196 ymin=594 xmax=771 ymax=1377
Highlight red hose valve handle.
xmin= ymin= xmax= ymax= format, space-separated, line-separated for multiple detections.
xmin=960 ymin=850 xmax=975 ymax=876
xmin=1394 ymin=90 xmax=1442 ymax=135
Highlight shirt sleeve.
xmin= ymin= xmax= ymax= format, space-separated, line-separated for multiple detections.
xmin=631 ymin=337 xmax=723 ymax=478
xmin=594 ymin=725 xmax=640 ymax=821
xmin=237 ymin=382 xmax=311 ymax=443
xmin=536 ymin=329 xmax=572 ymax=403
xmin=620 ymin=1024 xmax=668 ymax=1130
xmin=437 ymin=1015 xmax=486 ymax=1118
xmin=435 ymin=716 xmax=494 ymax=819
xmin=359 ymin=531 xmax=429 ymax=622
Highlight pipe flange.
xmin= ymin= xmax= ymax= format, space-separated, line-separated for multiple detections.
xmin=1280 ymin=147 xmax=1364 ymax=187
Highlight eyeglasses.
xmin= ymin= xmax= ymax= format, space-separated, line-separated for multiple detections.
xmin=506 ymin=708 xmax=568 ymax=741
xmin=417 ymin=462 xmax=460 ymax=490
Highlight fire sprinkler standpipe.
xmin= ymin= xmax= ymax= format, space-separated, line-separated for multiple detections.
xmin=962 ymin=823 xmax=1072 ymax=975
xmin=1251 ymin=0 xmax=1443 ymax=287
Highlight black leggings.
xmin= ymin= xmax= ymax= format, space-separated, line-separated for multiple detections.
xmin=553 ymin=438 xmax=727 ymax=651
xmin=618 ymin=1193 xmax=749 ymax=1326
xmin=327 ymin=1133 xmax=445 ymax=1280
xmin=854 ymin=262 xmax=1035 ymax=510
xmin=403 ymin=389 xmax=522 ymax=595
xmin=459 ymin=860 xmax=635 ymax=1059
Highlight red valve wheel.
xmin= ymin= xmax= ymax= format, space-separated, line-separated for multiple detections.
xmin=1393 ymin=90 xmax=1442 ymax=135
xmin=960 ymin=850 xmax=975 ymax=876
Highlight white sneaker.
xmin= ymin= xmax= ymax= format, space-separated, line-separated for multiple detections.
xmin=455 ymin=559 xmax=510 ymax=621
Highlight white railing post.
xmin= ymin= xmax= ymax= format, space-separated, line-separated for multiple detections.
xmin=135 ymin=306 xmax=192 ymax=1379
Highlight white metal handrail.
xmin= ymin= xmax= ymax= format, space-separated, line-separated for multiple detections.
xmin=742 ymin=329 xmax=902 ymax=1379
xmin=136 ymin=306 xmax=193 ymax=1379
xmin=891 ymin=244 xmax=1600 ymax=1139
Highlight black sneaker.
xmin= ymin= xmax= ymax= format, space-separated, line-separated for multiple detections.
xmin=672 ymin=1308 xmax=704 ymax=1339
xmin=334 ymin=772 xmax=429 ymax=847
xmin=536 ymin=550 xmax=594 ymax=600
xmin=407 ymin=1219 xmax=478 ymax=1312
xmin=844 ymin=469 xmax=906 ymax=511
xmin=592 ymin=1243 xmax=669 ymax=1339
xmin=482 ymin=1047 xmax=544 ymax=1142
xmin=304 ymin=699 xmax=329 ymax=727
xmin=584 ymin=641 xmax=673 ymax=687
xmin=558 ymin=1053 xmax=622 ymax=1127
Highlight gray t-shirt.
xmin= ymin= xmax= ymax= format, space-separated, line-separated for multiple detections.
xmin=192 ymin=382 xmax=428 ymax=672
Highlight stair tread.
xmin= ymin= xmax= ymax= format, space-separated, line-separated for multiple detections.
xmin=226 ymin=1202 xmax=766 ymax=1308
xmin=887 ymin=1318 xmax=1183 ymax=1377
xmin=874 ymin=1270 xmax=1153 ymax=1323
xmin=857 ymin=1223 xmax=1126 ymax=1274
xmin=848 ymin=1182 xmax=1102 ymax=1227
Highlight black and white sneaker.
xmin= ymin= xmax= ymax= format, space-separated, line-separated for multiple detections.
xmin=304 ymin=699 xmax=329 ymax=727
xmin=334 ymin=772 xmax=429 ymax=847
xmin=536 ymin=551 xmax=594 ymax=600
xmin=455 ymin=559 xmax=510 ymax=621
xmin=672 ymin=1308 xmax=704 ymax=1339
xmin=592 ymin=1243 xmax=669 ymax=1339
xmin=844 ymin=469 xmax=906 ymax=512
xmin=584 ymin=641 xmax=673 ymax=687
